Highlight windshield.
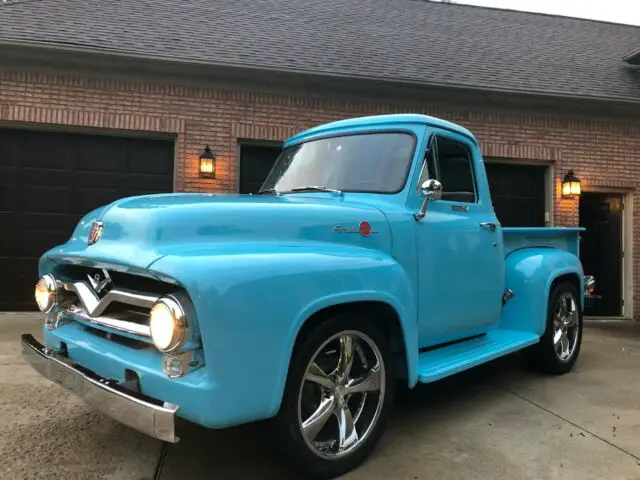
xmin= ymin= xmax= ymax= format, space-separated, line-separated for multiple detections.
xmin=260 ymin=132 xmax=416 ymax=194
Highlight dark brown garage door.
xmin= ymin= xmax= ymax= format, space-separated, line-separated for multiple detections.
xmin=239 ymin=143 xmax=282 ymax=194
xmin=485 ymin=163 xmax=546 ymax=227
xmin=0 ymin=128 xmax=174 ymax=311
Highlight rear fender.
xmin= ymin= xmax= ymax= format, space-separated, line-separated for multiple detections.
xmin=148 ymin=243 xmax=418 ymax=425
xmin=501 ymin=248 xmax=584 ymax=336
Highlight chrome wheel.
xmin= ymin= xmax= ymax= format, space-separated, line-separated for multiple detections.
xmin=553 ymin=292 xmax=580 ymax=361
xmin=298 ymin=330 xmax=386 ymax=459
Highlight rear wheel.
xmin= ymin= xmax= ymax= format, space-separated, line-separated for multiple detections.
xmin=526 ymin=281 xmax=583 ymax=374
xmin=272 ymin=315 xmax=394 ymax=479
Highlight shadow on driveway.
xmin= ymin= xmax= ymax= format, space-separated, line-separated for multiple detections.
xmin=159 ymin=324 xmax=640 ymax=479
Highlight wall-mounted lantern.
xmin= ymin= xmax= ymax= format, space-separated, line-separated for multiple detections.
xmin=561 ymin=170 xmax=581 ymax=198
xmin=199 ymin=145 xmax=216 ymax=178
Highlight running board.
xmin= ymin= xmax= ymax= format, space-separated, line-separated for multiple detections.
xmin=417 ymin=328 xmax=540 ymax=383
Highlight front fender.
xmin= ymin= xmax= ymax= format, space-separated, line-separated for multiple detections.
xmin=148 ymin=243 xmax=417 ymax=426
xmin=501 ymin=248 xmax=584 ymax=336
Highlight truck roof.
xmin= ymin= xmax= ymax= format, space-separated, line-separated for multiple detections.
xmin=285 ymin=114 xmax=478 ymax=147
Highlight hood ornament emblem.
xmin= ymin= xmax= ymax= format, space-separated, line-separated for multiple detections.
xmin=87 ymin=221 xmax=104 ymax=245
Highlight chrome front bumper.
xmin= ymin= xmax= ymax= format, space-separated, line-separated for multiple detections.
xmin=21 ymin=334 xmax=179 ymax=443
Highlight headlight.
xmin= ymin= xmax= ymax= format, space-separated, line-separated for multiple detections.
xmin=149 ymin=297 xmax=187 ymax=352
xmin=35 ymin=275 xmax=57 ymax=313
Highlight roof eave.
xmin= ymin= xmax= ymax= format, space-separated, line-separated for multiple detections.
xmin=1 ymin=38 xmax=640 ymax=107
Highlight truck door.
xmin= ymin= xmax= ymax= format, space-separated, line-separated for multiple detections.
xmin=413 ymin=130 xmax=505 ymax=347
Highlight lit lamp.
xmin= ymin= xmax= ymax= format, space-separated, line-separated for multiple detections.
xmin=199 ymin=145 xmax=215 ymax=178
xmin=561 ymin=170 xmax=581 ymax=198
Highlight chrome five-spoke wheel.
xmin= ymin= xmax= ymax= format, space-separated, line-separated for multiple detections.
xmin=526 ymin=281 xmax=583 ymax=374
xmin=298 ymin=331 xmax=386 ymax=459
xmin=553 ymin=292 xmax=580 ymax=361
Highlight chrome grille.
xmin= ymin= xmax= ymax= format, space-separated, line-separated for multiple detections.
xmin=56 ymin=268 xmax=163 ymax=341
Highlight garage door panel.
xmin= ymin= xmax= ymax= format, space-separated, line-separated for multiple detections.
xmin=18 ymin=136 xmax=74 ymax=170
xmin=0 ymin=213 xmax=17 ymax=256
xmin=121 ymin=188 xmax=168 ymax=198
xmin=73 ymin=171 xmax=120 ymax=188
xmin=16 ymin=212 xmax=78 ymax=232
xmin=71 ymin=187 xmax=121 ymax=213
xmin=17 ymin=168 xmax=71 ymax=186
xmin=0 ymin=148 xmax=16 ymax=167
xmin=1 ymin=128 xmax=174 ymax=311
xmin=122 ymin=173 xmax=173 ymax=191
xmin=15 ymin=229 xmax=72 ymax=258
xmin=0 ymin=184 xmax=15 ymax=211
xmin=485 ymin=163 xmax=546 ymax=228
xmin=20 ymin=185 xmax=70 ymax=213
xmin=127 ymin=140 xmax=175 ymax=175
xmin=239 ymin=144 xmax=282 ymax=194
xmin=76 ymin=137 xmax=127 ymax=172
xmin=0 ymin=165 xmax=15 ymax=183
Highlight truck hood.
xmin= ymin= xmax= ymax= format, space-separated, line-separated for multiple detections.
xmin=44 ymin=193 xmax=392 ymax=272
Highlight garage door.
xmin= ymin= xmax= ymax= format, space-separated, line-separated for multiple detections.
xmin=0 ymin=128 xmax=175 ymax=311
xmin=485 ymin=163 xmax=546 ymax=227
xmin=239 ymin=144 xmax=282 ymax=194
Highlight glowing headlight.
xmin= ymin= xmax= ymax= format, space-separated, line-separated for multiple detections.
xmin=35 ymin=275 xmax=57 ymax=313
xmin=149 ymin=297 xmax=187 ymax=353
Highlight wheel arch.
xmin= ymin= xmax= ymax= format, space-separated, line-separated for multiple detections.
xmin=271 ymin=293 xmax=418 ymax=415
xmin=292 ymin=300 xmax=408 ymax=378
xmin=502 ymin=248 xmax=584 ymax=336
xmin=548 ymin=272 xmax=583 ymax=310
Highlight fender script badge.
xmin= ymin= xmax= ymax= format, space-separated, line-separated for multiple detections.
xmin=87 ymin=221 xmax=104 ymax=245
xmin=332 ymin=222 xmax=376 ymax=237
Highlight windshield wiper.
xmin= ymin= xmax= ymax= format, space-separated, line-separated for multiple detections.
xmin=256 ymin=188 xmax=279 ymax=195
xmin=288 ymin=186 xmax=342 ymax=194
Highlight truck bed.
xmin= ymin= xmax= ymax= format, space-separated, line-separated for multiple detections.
xmin=502 ymin=227 xmax=584 ymax=257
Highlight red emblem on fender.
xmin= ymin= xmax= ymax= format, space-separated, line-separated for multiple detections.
xmin=87 ymin=221 xmax=104 ymax=245
xmin=359 ymin=222 xmax=372 ymax=237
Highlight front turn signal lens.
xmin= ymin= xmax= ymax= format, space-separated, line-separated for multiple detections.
xmin=35 ymin=274 xmax=57 ymax=313
xmin=149 ymin=297 xmax=187 ymax=353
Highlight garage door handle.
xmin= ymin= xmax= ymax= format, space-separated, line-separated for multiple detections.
xmin=479 ymin=222 xmax=497 ymax=232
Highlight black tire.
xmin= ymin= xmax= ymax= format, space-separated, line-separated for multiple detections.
xmin=270 ymin=314 xmax=395 ymax=479
xmin=525 ymin=281 xmax=583 ymax=374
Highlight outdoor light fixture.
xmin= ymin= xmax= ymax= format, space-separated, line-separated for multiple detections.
xmin=562 ymin=170 xmax=581 ymax=198
xmin=199 ymin=145 xmax=215 ymax=178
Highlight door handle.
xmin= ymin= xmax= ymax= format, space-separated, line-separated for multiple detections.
xmin=479 ymin=222 xmax=497 ymax=232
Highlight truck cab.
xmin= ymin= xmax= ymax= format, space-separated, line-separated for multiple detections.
xmin=24 ymin=114 xmax=589 ymax=479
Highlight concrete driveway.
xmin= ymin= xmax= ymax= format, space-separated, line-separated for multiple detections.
xmin=1 ymin=313 xmax=639 ymax=480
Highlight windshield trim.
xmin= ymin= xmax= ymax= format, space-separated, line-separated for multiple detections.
xmin=261 ymin=129 xmax=418 ymax=195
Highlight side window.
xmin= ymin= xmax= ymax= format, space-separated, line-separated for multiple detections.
xmin=434 ymin=136 xmax=477 ymax=203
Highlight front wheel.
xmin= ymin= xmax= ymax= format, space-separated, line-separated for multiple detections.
xmin=526 ymin=281 xmax=583 ymax=374
xmin=271 ymin=315 xmax=394 ymax=479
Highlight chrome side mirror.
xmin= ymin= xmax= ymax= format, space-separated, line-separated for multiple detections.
xmin=414 ymin=179 xmax=443 ymax=221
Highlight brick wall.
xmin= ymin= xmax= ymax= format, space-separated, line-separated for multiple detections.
xmin=1 ymin=69 xmax=640 ymax=316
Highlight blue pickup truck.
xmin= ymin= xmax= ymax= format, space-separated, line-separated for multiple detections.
xmin=24 ymin=114 xmax=593 ymax=479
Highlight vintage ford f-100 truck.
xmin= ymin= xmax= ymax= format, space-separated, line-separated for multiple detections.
xmin=24 ymin=114 xmax=594 ymax=479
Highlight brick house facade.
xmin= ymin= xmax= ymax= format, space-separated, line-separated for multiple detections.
xmin=0 ymin=0 xmax=639 ymax=314
xmin=2 ymin=67 xmax=639 ymax=315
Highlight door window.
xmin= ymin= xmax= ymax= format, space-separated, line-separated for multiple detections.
xmin=418 ymin=135 xmax=477 ymax=203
